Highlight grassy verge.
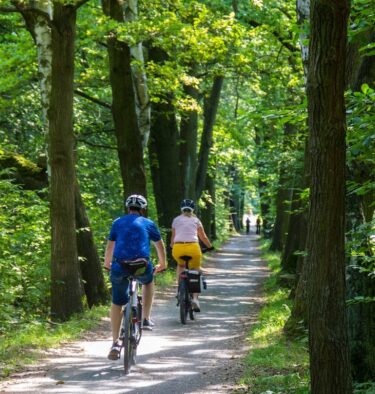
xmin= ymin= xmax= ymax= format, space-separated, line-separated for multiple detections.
xmin=0 ymin=305 xmax=108 ymax=378
xmin=238 ymin=242 xmax=310 ymax=394
xmin=0 ymin=269 xmax=175 ymax=379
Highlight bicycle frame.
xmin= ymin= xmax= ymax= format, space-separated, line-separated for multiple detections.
xmin=119 ymin=275 xmax=143 ymax=374
xmin=177 ymin=257 xmax=196 ymax=324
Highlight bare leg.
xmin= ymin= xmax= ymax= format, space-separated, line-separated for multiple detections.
xmin=142 ymin=281 xmax=154 ymax=320
xmin=110 ymin=304 xmax=123 ymax=343
xmin=176 ymin=264 xmax=184 ymax=284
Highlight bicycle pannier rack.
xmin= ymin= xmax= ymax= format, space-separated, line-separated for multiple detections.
xmin=187 ymin=270 xmax=202 ymax=293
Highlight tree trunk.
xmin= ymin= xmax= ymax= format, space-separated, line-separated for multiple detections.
xmin=148 ymin=98 xmax=183 ymax=237
xmin=200 ymin=172 xmax=216 ymax=240
xmin=284 ymin=0 xmax=311 ymax=329
xmin=345 ymin=28 xmax=375 ymax=382
xmin=306 ymin=0 xmax=351 ymax=392
xmin=346 ymin=190 xmax=375 ymax=381
xmin=103 ymin=0 xmax=147 ymax=199
xmin=49 ymin=3 xmax=83 ymax=320
xmin=270 ymin=123 xmax=295 ymax=251
xmin=18 ymin=6 xmax=107 ymax=309
xmin=195 ymin=76 xmax=224 ymax=201
xmin=281 ymin=188 xmax=304 ymax=273
xmin=180 ymin=84 xmax=199 ymax=198
xmin=254 ymin=128 xmax=271 ymax=221
xmin=284 ymin=138 xmax=309 ymax=333
xmin=147 ymin=46 xmax=183 ymax=254
xmin=123 ymin=0 xmax=150 ymax=147
xmin=75 ymin=182 xmax=109 ymax=307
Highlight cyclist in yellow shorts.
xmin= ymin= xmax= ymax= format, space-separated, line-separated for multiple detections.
xmin=171 ymin=199 xmax=213 ymax=311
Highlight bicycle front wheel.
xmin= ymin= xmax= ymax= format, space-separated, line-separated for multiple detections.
xmin=123 ymin=304 xmax=136 ymax=374
xmin=179 ymin=280 xmax=189 ymax=324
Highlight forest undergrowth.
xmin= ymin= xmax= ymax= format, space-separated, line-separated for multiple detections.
xmin=238 ymin=241 xmax=375 ymax=394
xmin=0 ymin=269 xmax=175 ymax=379
xmin=238 ymin=242 xmax=310 ymax=394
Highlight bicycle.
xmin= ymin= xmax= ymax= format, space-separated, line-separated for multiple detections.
xmin=117 ymin=259 xmax=146 ymax=374
xmin=177 ymin=249 xmax=211 ymax=324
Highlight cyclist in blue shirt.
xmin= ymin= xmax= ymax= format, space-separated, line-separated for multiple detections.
xmin=104 ymin=194 xmax=167 ymax=360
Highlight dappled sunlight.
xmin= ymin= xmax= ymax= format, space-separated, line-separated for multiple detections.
xmin=0 ymin=235 xmax=269 ymax=394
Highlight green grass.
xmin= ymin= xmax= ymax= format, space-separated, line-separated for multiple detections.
xmin=0 ymin=271 xmax=175 ymax=379
xmin=154 ymin=268 xmax=176 ymax=288
xmin=0 ymin=305 xmax=108 ymax=378
xmin=238 ymin=243 xmax=310 ymax=394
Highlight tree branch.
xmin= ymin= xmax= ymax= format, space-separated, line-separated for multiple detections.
xmin=74 ymin=0 xmax=91 ymax=10
xmin=241 ymin=16 xmax=299 ymax=53
xmin=74 ymin=89 xmax=111 ymax=109
xmin=0 ymin=6 xmax=19 ymax=13
xmin=1 ymin=3 xmax=52 ymax=25
xmin=76 ymin=139 xmax=116 ymax=150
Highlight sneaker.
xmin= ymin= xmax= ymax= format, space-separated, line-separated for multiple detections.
xmin=191 ymin=299 xmax=200 ymax=312
xmin=142 ymin=318 xmax=154 ymax=331
xmin=107 ymin=341 xmax=121 ymax=360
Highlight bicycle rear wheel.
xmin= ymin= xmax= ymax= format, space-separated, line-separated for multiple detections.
xmin=179 ymin=280 xmax=189 ymax=324
xmin=123 ymin=304 xmax=136 ymax=374
xmin=135 ymin=297 xmax=142 ymax=347
xmin=189 ymin=296 xmax=195 ymax=320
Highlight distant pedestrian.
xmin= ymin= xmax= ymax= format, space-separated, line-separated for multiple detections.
xmin=256 ymin=216 xmax=261 ymax=235
xmin=246 ymin=218 xmax=250 ymax=234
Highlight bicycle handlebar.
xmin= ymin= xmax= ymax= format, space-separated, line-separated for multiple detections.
xmin=202 ymin=246 xmax=214 ymax=253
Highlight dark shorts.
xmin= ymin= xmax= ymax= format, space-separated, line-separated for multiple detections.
xmin=110 ymin=261 xmax=153 ymax=306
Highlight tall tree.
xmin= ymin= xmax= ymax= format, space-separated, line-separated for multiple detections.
xmin=345 ymin=20 xmax=375 ymax=380
xmin=195 ymin=75 xmax=224 ymax=201
xmin=305 ymin=0 xmax=352 ymax=392
xmin=9 ymin=1 xmax=108 ymax=309
xmin=49 ymin=0 xmax=88 ymax=320
xmin=269 ymin=123 xmax=295 ymax=251
xmin=102 ymin=0 xmax=147 ymax=198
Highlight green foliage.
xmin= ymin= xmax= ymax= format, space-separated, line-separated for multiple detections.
xmin=240 ymin=247 xmax=309 ymax=393
xmin=0 ymin=176 xmax=50 ymax=333
xmin=354 ymin=381 xmax=375 ymax=394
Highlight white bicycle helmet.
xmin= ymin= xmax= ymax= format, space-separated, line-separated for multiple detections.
xmin=180 ymin=199 xmax=195 ymax=212
xmin=125 ymin=194 xmax=148 ymax=210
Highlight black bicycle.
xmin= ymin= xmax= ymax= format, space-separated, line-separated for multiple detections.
xmin=177 ymin=251 xmax=210 ymax=324
xmin=117 ymin=259 xmax=146 ymax=374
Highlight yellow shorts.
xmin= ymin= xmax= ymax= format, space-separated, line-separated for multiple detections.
xmin=172 ymin=243 xmax=202 ymax=269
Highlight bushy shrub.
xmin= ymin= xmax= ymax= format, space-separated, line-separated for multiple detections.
xmin=0 ymin=175 xmax=50 ymax=332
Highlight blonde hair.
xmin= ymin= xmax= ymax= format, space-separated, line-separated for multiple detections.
xmin=182 ymin=211 xmax=196 ymax=217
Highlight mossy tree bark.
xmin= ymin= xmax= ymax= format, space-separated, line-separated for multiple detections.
xmin=0 ymin=151 xmax=109 ymax=307
xmin=15 ymin=4 xmax=108 ymax=309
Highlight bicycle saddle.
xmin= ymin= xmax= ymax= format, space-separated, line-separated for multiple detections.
xmin=180 ymin=255 xmax=192 ymax=262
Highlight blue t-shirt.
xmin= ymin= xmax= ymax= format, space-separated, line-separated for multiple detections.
xmin=108 ymin=213 xmax=161 ymax=262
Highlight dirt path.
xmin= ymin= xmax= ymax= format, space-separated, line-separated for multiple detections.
xmin=0 ymin=234 xmax=269 ymax=394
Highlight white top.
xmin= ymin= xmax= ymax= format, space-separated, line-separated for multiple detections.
xmin=172 ymin=215 xmax=202 ymax=243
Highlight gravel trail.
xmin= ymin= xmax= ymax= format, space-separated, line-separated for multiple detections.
xmin=0 ymin=234 xmax=268 ymax=394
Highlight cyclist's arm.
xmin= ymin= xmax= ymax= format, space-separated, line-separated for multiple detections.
xmin=153 ymin=239 xmax=167 ymax=272
xmin=104 ymin=240 xmax=115 ymax=271
xmin=197 ymin=227 xmax=212 ymax=249
xmin=170 ymin=228 xmax=176 ymax=248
